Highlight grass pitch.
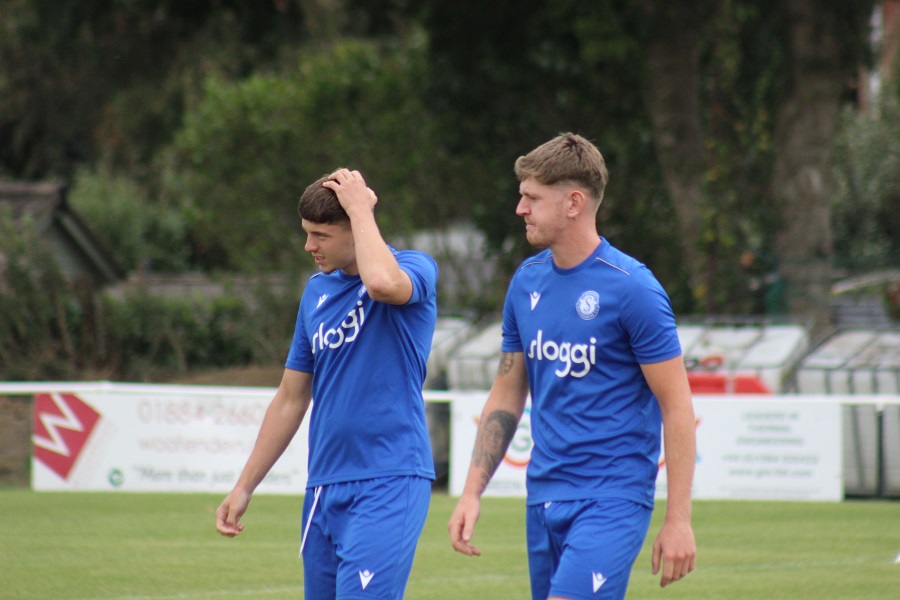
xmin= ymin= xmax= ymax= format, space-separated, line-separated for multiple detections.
xmin=2 ymin=488 xmax=897 ymax=599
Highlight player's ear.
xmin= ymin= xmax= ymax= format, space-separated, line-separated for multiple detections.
xmin=566 ymin=189 xmax=587 ymax=218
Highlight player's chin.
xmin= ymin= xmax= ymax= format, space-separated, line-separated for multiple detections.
xmin=525 ymin=231 xmax=546 ymax=248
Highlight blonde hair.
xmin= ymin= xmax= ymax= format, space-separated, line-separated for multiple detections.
xmin=514 ymin=133 xmax=609 ymax=204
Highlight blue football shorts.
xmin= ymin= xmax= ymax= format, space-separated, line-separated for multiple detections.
xmin=526 ymin=498 xmax=652 ymax=600
xmin=299 ymin=475 xmax=431 ymax=600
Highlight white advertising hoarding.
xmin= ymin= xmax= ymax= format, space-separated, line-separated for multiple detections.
xmin=450 ymin=394 xmax=845 ymax=502
xmin=26 ymin=383 xmax=848 ymax=500
xmin=659 ymin=397 xmax=843 ymax=501
xmin=31 ymin=384 xmax=308 ymax=493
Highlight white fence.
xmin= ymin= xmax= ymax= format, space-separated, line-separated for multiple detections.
xmin=3 ymin=382 xmax=898 ymax=500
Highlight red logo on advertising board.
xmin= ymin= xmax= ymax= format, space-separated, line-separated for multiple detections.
xmin=32 ymin=393 xmax=101 ymax=480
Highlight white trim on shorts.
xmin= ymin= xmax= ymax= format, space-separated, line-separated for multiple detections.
xmin=299 ymin=485 xmax=322 ymax=557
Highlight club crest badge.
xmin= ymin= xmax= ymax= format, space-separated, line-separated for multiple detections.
xmin=576 ymin=291 xmax=600 ymax=320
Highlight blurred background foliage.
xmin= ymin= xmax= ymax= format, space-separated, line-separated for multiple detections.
xmin=1 ymin=0 xmax=897 ymax=380
xmin=831 ymin=85 xmax=900 ymax=269
xmin=163 ymin=35 xmax=457 ymax=272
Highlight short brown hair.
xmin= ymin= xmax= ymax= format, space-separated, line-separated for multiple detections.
xmin=297 ymin=174 xmax=349 ymax=224
xmin=514 ymin=133 xmax=609 ymax=204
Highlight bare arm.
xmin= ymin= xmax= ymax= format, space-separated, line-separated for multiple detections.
xmin=215 ymin=368 xmax=313 ymax=537
xmin=641 ymin=355 xmax=697 ymax=587
xmin=323 ymin=168 xmax=413 ymax=305
xmin=449 ymin=351 xmax=530 ymax=556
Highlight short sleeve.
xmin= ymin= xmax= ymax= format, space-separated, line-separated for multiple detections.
xmin=501 ymin=270 xmax=524 ymax=353
xmin=397 ymin=250 xmax=438 ymax=305
xmin=285 ymin=297 xmax=314 ymax=372
xmin=621 ymin=267 xmax=682 ymax=364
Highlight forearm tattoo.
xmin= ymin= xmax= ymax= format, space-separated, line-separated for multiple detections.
xmin=497 ymin=351 xmax=515 ymax=376
xmin=473 ymin=410 xmax=518 ymax=489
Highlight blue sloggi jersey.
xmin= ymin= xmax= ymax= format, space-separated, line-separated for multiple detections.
xmin=285 ymin=249 xmax=438 ymax=487
xmin=502 ymin=238 xmax=682 ymax=508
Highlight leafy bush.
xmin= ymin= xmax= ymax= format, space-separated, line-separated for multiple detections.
xmin=0 ymin=211 xmax=78 ymax=379
xmin=164 ymin=34 xmax=459 ymax=273
xmin=0 ymin=217 xmax=299 ymax=381
xmin=69 ymin=166 xmax=191 ymax=272
xmin=97 ymin=281 xmax=302 ymax=381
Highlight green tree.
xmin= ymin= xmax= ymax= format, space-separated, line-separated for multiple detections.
xmin=164 ymin=35 xmax=467 ymax=272
xmin=0 ymin=0 xmax=307 ymax=179
xmin=642 ymin=0 xmax=875 ymax=328
xmin=831 ymin=85 xmax=900 ymax=268
xmin=416 ymin=0 xmax=689 ymax=307
xmin=418 ymin=0 xmax=876 ymax=325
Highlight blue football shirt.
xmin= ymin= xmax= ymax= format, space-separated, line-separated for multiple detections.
xmin=286 ymin=248 xmax=438 ymax=487
xmin=502 ymin=238 xmax=682 ymax=508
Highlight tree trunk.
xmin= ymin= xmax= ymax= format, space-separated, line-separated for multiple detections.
xmin=770 ymin=0 xmax=848 ymax=336
xmin=642 ymin=0 xmax=713 ymax=311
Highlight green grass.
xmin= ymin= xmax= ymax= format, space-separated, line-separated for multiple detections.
xmin=2 ymin=489 xmax=898 ymax=599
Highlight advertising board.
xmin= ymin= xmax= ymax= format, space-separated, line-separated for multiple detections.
xmin=31 ymin=384 xmax=307 ymax=494
xmin=450 ymin=394 xmax=845 ymax=501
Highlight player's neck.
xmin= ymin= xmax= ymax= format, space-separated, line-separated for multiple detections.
xmin=550 ymin=233 xmax=601 ymax=270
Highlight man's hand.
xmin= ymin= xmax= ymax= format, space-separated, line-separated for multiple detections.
xmin=215 ymin=488 xmax=252 ymax=537
xmin=651 ymin=519 xmax=696 ymax=587
xmin=448 ymin=494 xmax=482 ymax=556
xmin=323 ymin=168 xmax=377 ymax=216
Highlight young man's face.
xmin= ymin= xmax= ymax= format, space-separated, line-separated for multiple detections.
xmin=516 ymin=177 xmax=571 ymax=249
xmin=301 ymin=219 xmax=357 ymax=275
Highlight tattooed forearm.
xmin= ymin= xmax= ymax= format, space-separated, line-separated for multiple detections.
xmin=472 ymin=410 xmax=519 ymax=489
xmin=497 ymin=352 xmax=516 ymax=376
